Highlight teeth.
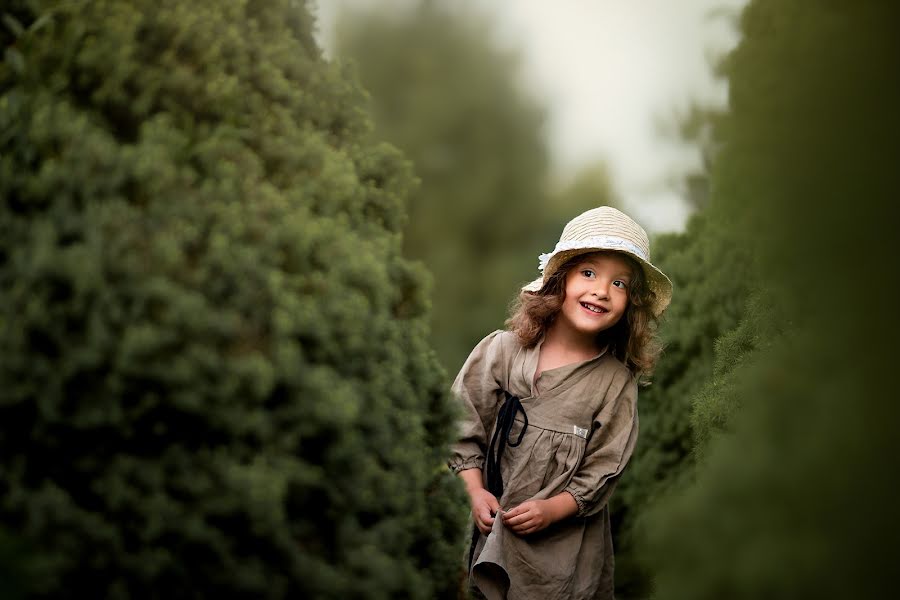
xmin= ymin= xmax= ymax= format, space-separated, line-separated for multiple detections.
xmin=581 ymin=302 xmax=604 ymax=313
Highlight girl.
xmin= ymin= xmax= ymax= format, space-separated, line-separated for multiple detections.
xmin=449 ymin=206 xmax=672 ymax=599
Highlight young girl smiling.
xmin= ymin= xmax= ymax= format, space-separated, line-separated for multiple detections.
xmin=449 ymin=206 xmax=672 ymax=599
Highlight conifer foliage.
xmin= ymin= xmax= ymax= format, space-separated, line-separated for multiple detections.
xmin=635 ymin=1 xmax=900 ymax=597
xmin=0 ymin=1 xmax=466 ymax=597
xmin=611 ymin=210 xmax=754 ymax=597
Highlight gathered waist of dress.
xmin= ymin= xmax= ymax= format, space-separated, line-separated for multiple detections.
xmin=510 ymin=415 xmax=594 ymax=439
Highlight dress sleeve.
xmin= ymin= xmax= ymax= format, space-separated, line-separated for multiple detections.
xmin=447 ymin=330 xmax=508 ymax=474
xmin=564 ymin=367 xmax=639 ymax=517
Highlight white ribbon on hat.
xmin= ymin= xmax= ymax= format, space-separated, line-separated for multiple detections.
xmin=538 ymin=235 xmax=649 ymax=271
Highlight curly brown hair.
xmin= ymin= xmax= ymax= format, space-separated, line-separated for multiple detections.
xmin=505 ymin=251 xmax=661 ymax=379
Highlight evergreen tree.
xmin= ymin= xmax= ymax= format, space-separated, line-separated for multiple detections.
xmin=0 ymin=0 xmax=466 ymax=597
xmin=333 ymin=1 xmax=550 ymax=373
xmin=612 ymin=209 xmax=753 ymax=598
xmin=636 ymin=0 xmax=900 ymax=597
xmin=607 ymin=84 xmax=753 ymax=597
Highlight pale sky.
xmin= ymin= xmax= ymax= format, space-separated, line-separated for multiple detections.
xmin=312 ymin=0 xmax=746 ymax=232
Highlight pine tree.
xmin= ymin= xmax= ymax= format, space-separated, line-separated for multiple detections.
xmin=0 ymin=0 xmax=466 ymax=597
xmin=636 ymin=0 xmax=900 ymax=597
xmin=612 ymin=210 xmax=754 ymax=597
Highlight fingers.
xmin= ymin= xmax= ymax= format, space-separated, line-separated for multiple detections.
xmin=502 ymin=503 xmax=546 ymax=535
xmin=502 ymin=506 xmax=534 ymax=533
xmin=512 ymin=524 xmax=539 ymax=535
xmin=470 ymin=490 xmax=501 ymax=535
xmin=503 ymin=511 xmax=531 ymax=527
xmin=506 ymin=516 xmax=537 ymax=535
xmin=503 ymin=500 xmax=536 ymax=520
xmin=476 ymin=508 xmax=495 ymax=534
xmin=477 ymin=521 xmax=494 ymax=534
xmin=503 ymin=510 xmax=538 ymax=533
xmin=474 ymin=497 xmax=547 ymax=536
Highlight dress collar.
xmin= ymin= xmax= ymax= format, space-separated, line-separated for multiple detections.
xmin=522 ymin=335 xmax=608 ymax=397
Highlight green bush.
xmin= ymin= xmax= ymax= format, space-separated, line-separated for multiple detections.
xmin=612 ymin=210 xmax=754 ymax=597
xmin=0 ymin=0 xmax=466 ymax=597
xmin=636 ymin=0 xmax=900 ymax=597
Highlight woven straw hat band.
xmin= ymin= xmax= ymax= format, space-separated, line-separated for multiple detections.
xmin=560 ymin=208 xmax=651 ymax=260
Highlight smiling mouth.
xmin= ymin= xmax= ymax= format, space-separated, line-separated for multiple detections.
xmin=580 ymin=302 xmax=608 ymax=314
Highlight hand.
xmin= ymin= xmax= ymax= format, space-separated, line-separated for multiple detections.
xmin=468 ymin=488 xmax=500 ymax=535
xmin=502 ymin=499 xmax=555 ymax=536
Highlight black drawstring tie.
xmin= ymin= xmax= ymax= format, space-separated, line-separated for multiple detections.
xmin=469 ymin=391 xmax=528 ymax=571
xmin=485 ymin=391 xmax=528 ymax=499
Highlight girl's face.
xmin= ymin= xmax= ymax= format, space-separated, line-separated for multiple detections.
xmin=556 ymin=252 xmax=632 ymax=343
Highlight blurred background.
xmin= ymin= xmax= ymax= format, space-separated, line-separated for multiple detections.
xmin=316 ymin=0 xmax=743 ymax=230
xmin=313 ymin=0 xmax=745 ymax=375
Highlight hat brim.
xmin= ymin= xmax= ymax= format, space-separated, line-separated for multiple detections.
xmin=521 ymin=248 xmax=673 ymax=317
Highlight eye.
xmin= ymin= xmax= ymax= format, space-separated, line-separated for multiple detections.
xmin=613 ymin=279 xmax=628 ymax=289
xmin=581 ymin=269 xmax=595 ymax=278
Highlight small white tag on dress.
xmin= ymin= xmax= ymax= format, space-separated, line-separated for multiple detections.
xmin=573 ymin=425 xmax=589 ymax=439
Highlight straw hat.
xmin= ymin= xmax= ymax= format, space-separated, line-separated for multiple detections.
xmin=523 ymin=206 xmax=673 ymax=316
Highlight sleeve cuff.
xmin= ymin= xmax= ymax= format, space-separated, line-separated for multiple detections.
xmin=565 ymin=487 xmax=589 ymax=517
xmin=448 ymin=456 xmax=484 ymax=474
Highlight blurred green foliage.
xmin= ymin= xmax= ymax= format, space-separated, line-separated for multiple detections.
xmin=333 ymin=1 xmax=553 ymax=374
xmin=612 ymin=209 xmax=754 ymax=598
xmin=633 ymin=0 xmax=900 ymax=597
xmin=0 ymin=0 xmax=467 ymax=597
xmin=540 ymin=161 xmax=620 ymax=245
xmin=0 ymin=528 xmax=27 ymax=600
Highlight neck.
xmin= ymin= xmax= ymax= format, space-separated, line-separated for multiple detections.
xmin=543 ymin=320 xmax=602 ymax=360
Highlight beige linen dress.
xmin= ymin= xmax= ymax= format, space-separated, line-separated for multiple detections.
xmin=449 ymin=330 xmax=639 ymax=600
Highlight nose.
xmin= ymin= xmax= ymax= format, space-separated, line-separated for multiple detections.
xmin=591 ymin=281 xmax=610 ymax=300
